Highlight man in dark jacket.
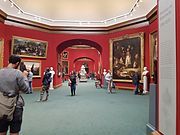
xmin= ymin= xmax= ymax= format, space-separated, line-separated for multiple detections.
xmin=38 ymin=68 xmax=51 ymax=101
xmin=0 ymin=55 xmax=29 ymax=135
xmin=132 ymin=71 xmax=140 ymax=95
xmin=69 ymin=71 xmax=77 ymax=96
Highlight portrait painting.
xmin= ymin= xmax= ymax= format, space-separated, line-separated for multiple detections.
xmin=62 ymin=51 xmax=68 ymax=59
xmin=11 ymin=36 xmax=48 ymax=58
xmin=110 ymin=32 xmax=144 ymax=82
xmin=0 ymin=38 xmax=4 ymax=69
xmin=62 ymin=60 xmax=69 ymax=75
xmin=150 ymin=31 xmax=158 ymax=83
xmin=57 ymin=53 xmax=61 ymax=76
xmin=23 ymin=60 xmax=41 ymax=78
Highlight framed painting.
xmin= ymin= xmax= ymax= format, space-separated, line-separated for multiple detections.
xmin=62 ymin=51 xmax=68 ymax=59
xmin=62 ymin=60 xmax=69 ymax=75
xmin=0 ymin=38 xmax=4 ymax=69
xmin=23 ymin=60 xmax=41 ymax=78
xmin=150 ymin=31 xmax=158 ymax=83
xmin=11 ymin=36 xmax=48 ymax=58
xmin=110 ymin=32 xmax=144 ymax=82
xmin=57 ymin=53 xmax=61 ymax=76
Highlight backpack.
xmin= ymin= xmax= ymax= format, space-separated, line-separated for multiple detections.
xmin=0 ymin=92 xmax=18 ymax=121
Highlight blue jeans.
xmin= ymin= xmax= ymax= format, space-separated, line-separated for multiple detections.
xmin=134 ymin=83 xmax=139 ymax=95
xmin=29 ymin=81 xmax=33 ymax=93
xmin=70 ymin=84 xmax=76 ymax=96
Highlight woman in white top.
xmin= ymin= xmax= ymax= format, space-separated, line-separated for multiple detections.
xmin=105 ymin=70 xmax=112 ymax=93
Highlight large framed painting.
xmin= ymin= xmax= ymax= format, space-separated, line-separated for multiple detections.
xmin=23 ymin=60 xmax=41 ymax=78
xmin=62 ymin=60 xmax=69 ymax=75
xmin=11 ymin=36 xmax=48 ymax=58
xmin=150 ymin=31 xmax=158 ymax=83
xmin=0 ymin=38 xmax=4 ymax=69
xmin=110 ymin=32 xmax=144 ymax=82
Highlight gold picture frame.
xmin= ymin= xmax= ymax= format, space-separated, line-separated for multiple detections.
xmin=62 ymin=60 xmax=69 ymax=75
xmin=149 ymin=31 xmax=158 ymax=80
xmin=110 ymin=32 xmax=144 ymax=82
xmin=0 ymin=38 xmax=4 ymax=69
xmin=57 ymin=53 xmax=61 ymax=76
xmin=23 ymin=59 xmax=41 ymax=78
xmin=11 ymin=36 xmax=48 ymax=58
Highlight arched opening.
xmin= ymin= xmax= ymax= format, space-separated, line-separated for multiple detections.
xmin=56 ymin=39 xmax=102 ymax=54
xmin=56 ymin=39 xmax=103 ymax=78
xmin=73 ymin=57 xmax=95 ymax=74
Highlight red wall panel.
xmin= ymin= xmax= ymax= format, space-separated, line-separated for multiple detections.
xmin=107 ymin=22 xmax=158 ymax=88
xmin=64 ymin=48 xmax=99 ymax=74
xmin=176 ymin=0 xmax=180 ymax=133
xmin=0 ymin=19 xmax=158 ymax=89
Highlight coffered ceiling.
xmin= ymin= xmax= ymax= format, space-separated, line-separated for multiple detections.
xmin=0 ymin=0 xmax=157 ymax=27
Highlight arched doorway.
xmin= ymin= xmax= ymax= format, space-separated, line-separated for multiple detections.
xmin=56 ymin=39 xmax=103 ymax=78
xmin=56 ymin=39 xmax=102 ymax=54
xmin=74 ymin=57 xmax=95 ymax=74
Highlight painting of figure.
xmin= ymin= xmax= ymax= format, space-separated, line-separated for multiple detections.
xmin=62 ymin=60 xmax=69 ymax=75
xmin=23 ymin=60 xmax=41 ymax=78
xmin=110 ymin=33 xmax=144 ymax=82
xmin=150 ymin=31 xmax=158 ymax=83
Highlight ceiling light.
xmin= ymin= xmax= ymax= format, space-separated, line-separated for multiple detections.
xmin=18 ymin=10 xmax=21 ymax=14
xmin=136 ymin=3 xmax=139 ymax=7
xmin=3 ymin=0 xmax=7 ymax=2
xmin=11 ymin=3 xmax=14 ymax=7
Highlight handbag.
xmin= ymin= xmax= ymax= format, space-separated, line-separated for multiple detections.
xmin=0 ymin=91 xmax=18 ymax=121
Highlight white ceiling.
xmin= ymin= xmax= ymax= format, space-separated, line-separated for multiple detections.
xmin=0 ymin=0 xmax=157 ymax=27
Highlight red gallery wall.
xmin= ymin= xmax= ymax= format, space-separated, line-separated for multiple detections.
xmin=64 ymin=47 xmax=99 ymax=74
xmin=0 ymin=18 xmax=158 ymax=89
xmin=176 ymin=0 xmax=180 ymax=133
xmin=61 ymin=47 xmax=99 ymax=80
xmin=0 ymin=23 xmax=108 ymax=88
xmin=74 ymin=60 xmax=95 ymax=73
xmin=107 ymin=19 xmax=158 ymax=88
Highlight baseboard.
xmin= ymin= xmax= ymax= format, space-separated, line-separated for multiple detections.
xmin=32 ymin=87 xmax=41 ymax=91
xmin=32 ymin=83 xmax=62 ymax=91
xmin=115 ymin=86 xmax=134 ymax=90
xmin=54 ymin=83 xmax=62 ymax=88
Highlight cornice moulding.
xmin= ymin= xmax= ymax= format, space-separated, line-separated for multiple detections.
xmin=1 ymin=7 xmax=157 ymax=34
xmin=0 ymin=9 xmax=7 ymax=23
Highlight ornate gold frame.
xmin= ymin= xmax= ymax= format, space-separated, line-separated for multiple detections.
xmin=0 ymin=38 xmax=4 ymax=69
xmin=149 ymin=31 xmax=158 ymax=78
xmin=110 ymin=32 xmax=144 ymax=82
xmin=11 ymin=36 xmax=48 ymax=59
xmin=57 ymin=53 xmax=61 ymax=76
xmin=62 ymin=60 xmax=69 ymax=75
xmin=22 ymin=59 xmax=41 ymax=78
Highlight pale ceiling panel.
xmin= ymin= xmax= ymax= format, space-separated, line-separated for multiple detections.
xmin=0 ymin=0 xmax=157 ymax=27
xmin=13 ymin=0 xmax=137 ymax=20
